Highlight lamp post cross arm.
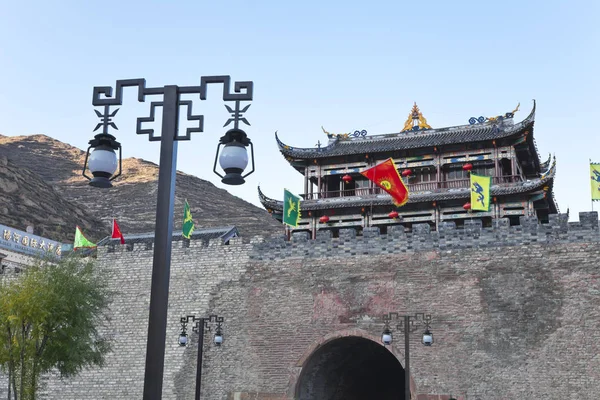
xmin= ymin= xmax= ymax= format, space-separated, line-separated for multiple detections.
xmin=395 ymin=313 xmax=433 ymax=333
xmin=92 ymin=76 xmax=253 ymax=106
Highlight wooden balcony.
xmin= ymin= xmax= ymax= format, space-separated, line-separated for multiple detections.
xmin=302 ymin=175 xmax=523 ymax=200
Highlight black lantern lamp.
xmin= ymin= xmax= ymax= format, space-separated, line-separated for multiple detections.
xmin=82 ymin=132 xmax=122 ymax=188
xmin=213 ymin=322 xmax=223 ymax=346
xmin=381 ymin=327 xmax=393 ymax=346
xmin=213 ymin=128 xmax=255 ymax=185
xmin=178 ymin=331 xmax=188 ymax=347
xmin=422 ymin=328 xmax=433 ymax=346
xmin=178 ymin=319 xmax=189 ymax=347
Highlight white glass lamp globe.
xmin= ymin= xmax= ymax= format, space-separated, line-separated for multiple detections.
xmin=88 ymin=147 xmax=118 ymax=188
xmin=213 ymin=333 xmax=223 ymax=346
xmin=89 ymin=149 xmax=118 ymax=175
xmin=381 ymin=331 xmax=393 ymax=345
xmin=218 ymin=142 xmax=249 ymax=185
xmin=219 ymin=143 xmax=248 ymax=170
xmin=422 ymin=330 xmax=433 ymax=346
xmin=178 ymin=334 xmax=188 ymax=347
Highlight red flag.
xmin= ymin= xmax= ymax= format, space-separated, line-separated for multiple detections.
xmin=112 ymin=219 xmax=125 ymax=244
xmin=360 ymin=158 xmax=409 ymax=206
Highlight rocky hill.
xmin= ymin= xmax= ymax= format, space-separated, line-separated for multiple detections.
xmin=0 ymin=134 xmax=282 ymax=243
xmin=0 ymin=155 xmax=104 ymax=242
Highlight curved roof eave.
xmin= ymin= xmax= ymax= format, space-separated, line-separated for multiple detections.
xmin=276 ymin=101 xmax=537 ymax=160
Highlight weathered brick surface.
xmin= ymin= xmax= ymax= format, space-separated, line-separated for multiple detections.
xmin=25 ymin=212 xmax=600 ymax=399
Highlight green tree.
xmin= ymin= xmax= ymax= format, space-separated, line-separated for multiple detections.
xmin=0 ymin=255 xmax=112 ymax=399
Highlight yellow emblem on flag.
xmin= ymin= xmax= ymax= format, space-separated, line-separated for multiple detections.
xmin=591 ymin=164 xmax=600 ymax=201
xmin=470 ymin=173 xmax=491 ymax=211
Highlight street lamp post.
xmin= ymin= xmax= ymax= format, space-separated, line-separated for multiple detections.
xmin=178 ymin=314 xmax=224 ymax=400
xmin=381 ymin=312 xmax=433 ymax=400
xmin=82 ymin=77 xmax=254 ymax=400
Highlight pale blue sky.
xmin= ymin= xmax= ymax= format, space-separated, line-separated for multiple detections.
xmin=1 ymin=1 xmax=598 ymax=220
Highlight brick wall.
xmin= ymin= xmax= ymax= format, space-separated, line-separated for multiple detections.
xmin=31 ymin=212 xmax=600 ymax=399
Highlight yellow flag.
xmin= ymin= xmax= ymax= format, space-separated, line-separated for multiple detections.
xmin=182 ymin=200 xmax=195 ymax=239
xmin=470 ymin=173 xmax=491 ymax=211
xmin=591 ymin=164 xmax=600 ymax=201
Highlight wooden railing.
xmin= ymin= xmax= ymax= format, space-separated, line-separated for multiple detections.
xmin=302 ymin=176 xmax=523 ymax=200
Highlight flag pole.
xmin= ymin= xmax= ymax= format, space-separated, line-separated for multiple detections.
xmin=369 ymin=155 xmax=374 ymax=227
xmin=591 ymin=159 xmax=594 ymax=212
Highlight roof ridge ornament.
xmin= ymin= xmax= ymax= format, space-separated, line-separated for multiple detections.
xmin=469 ymin=103 xmax=520 ymax=125
xmin=401 ymin=102 xmax=432 ymax=132
xmin=321 ymin=126 xmax=367 ymax=140
xmin=541 ymin=154 xmax=556 ymax=180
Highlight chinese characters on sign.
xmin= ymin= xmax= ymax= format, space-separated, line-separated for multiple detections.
xmin=0 ymin=224 xmax=62 ymax=257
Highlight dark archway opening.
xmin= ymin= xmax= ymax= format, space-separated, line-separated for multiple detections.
xmin=296 ymin=336 xmax=405 ymax=400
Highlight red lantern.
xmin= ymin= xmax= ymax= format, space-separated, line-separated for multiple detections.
xmin=342 ymin=174 xmax=352 ymax=183
xmin=388 ymin=211 xmax=399 ymax=219
xmin=463 ymin=202 xmax=471 ymax=210
xmin=462 ymin=163 xmax=473 ymax=171
xmin=319 ymin=215 xmax=330 ymax=223
xmin=401 ymin=169 xmax=412 ymax=177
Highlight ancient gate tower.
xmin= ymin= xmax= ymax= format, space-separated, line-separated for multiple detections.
xmin=260 ymin=101 xmax=557 ymax=236
xmin=39 ymin=103 xmax=600 ymax=400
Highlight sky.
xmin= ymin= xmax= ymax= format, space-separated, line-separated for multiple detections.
xmin=1 ymin=0 xmax=599 ymax=221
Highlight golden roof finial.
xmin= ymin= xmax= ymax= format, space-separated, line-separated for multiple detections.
xmin=402 ymin=102 xmax=432 ymax=132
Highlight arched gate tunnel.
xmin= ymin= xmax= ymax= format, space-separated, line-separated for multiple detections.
xmin=296 ymin=336 xmax=405 ymax=400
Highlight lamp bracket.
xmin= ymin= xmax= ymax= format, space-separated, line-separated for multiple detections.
xmin=180 ymin=314 xmax=224 ymax=335
xmin=92 ymin=76 xmax=253 ymax=142
xmin=382 ymin=312 xmax=433 ymax=333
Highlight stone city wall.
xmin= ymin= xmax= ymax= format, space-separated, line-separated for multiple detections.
xmin=25 ymin=212 xmax=600 ymax=399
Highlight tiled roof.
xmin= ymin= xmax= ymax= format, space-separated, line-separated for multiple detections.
xmin=258 ymin=174 xmax=556 ymax=213
xmin=277 ymin=101 xmax=536 ymax=159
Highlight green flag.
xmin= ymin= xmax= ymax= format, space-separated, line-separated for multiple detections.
xmin=73 ymin=226 xmax=96 ymax=250
xmin=182 ymin=199 xmax=195 ymax=239
xmin=283 ymin=189 xmax=301 ymax=227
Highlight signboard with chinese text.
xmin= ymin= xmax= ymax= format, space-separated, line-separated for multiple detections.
xmin=0 ymin=224 xmax=62 ymax=258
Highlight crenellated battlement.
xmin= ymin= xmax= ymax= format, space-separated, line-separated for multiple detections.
xmin=97 ymin=212 xmax=600 ymax=260
xmin=247 ymin=212 xmax=599 ymax=260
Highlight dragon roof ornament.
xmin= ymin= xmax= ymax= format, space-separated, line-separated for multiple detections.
xmin=469 ymin=103 xmax=520 ymax=125
xmin=322 ymin=126 xmax=368 ymax=140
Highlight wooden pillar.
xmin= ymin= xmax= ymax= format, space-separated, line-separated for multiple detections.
xmin=494 ymin=147 xmax=499 ymax=180
xmin=436 ymin=153 xmax=442 ymax=188
xmin=304 ymin=167 xmax=309 ymax=197
xmin=528 ymin=200 xmax=534 ymax=216
xmin=511 ymin=152 xmax=517 ymax=180
xmin=434 ymin=206 xmax=439 ymax=231
xmin=317 ymin=163 xmax=322 ymax=199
